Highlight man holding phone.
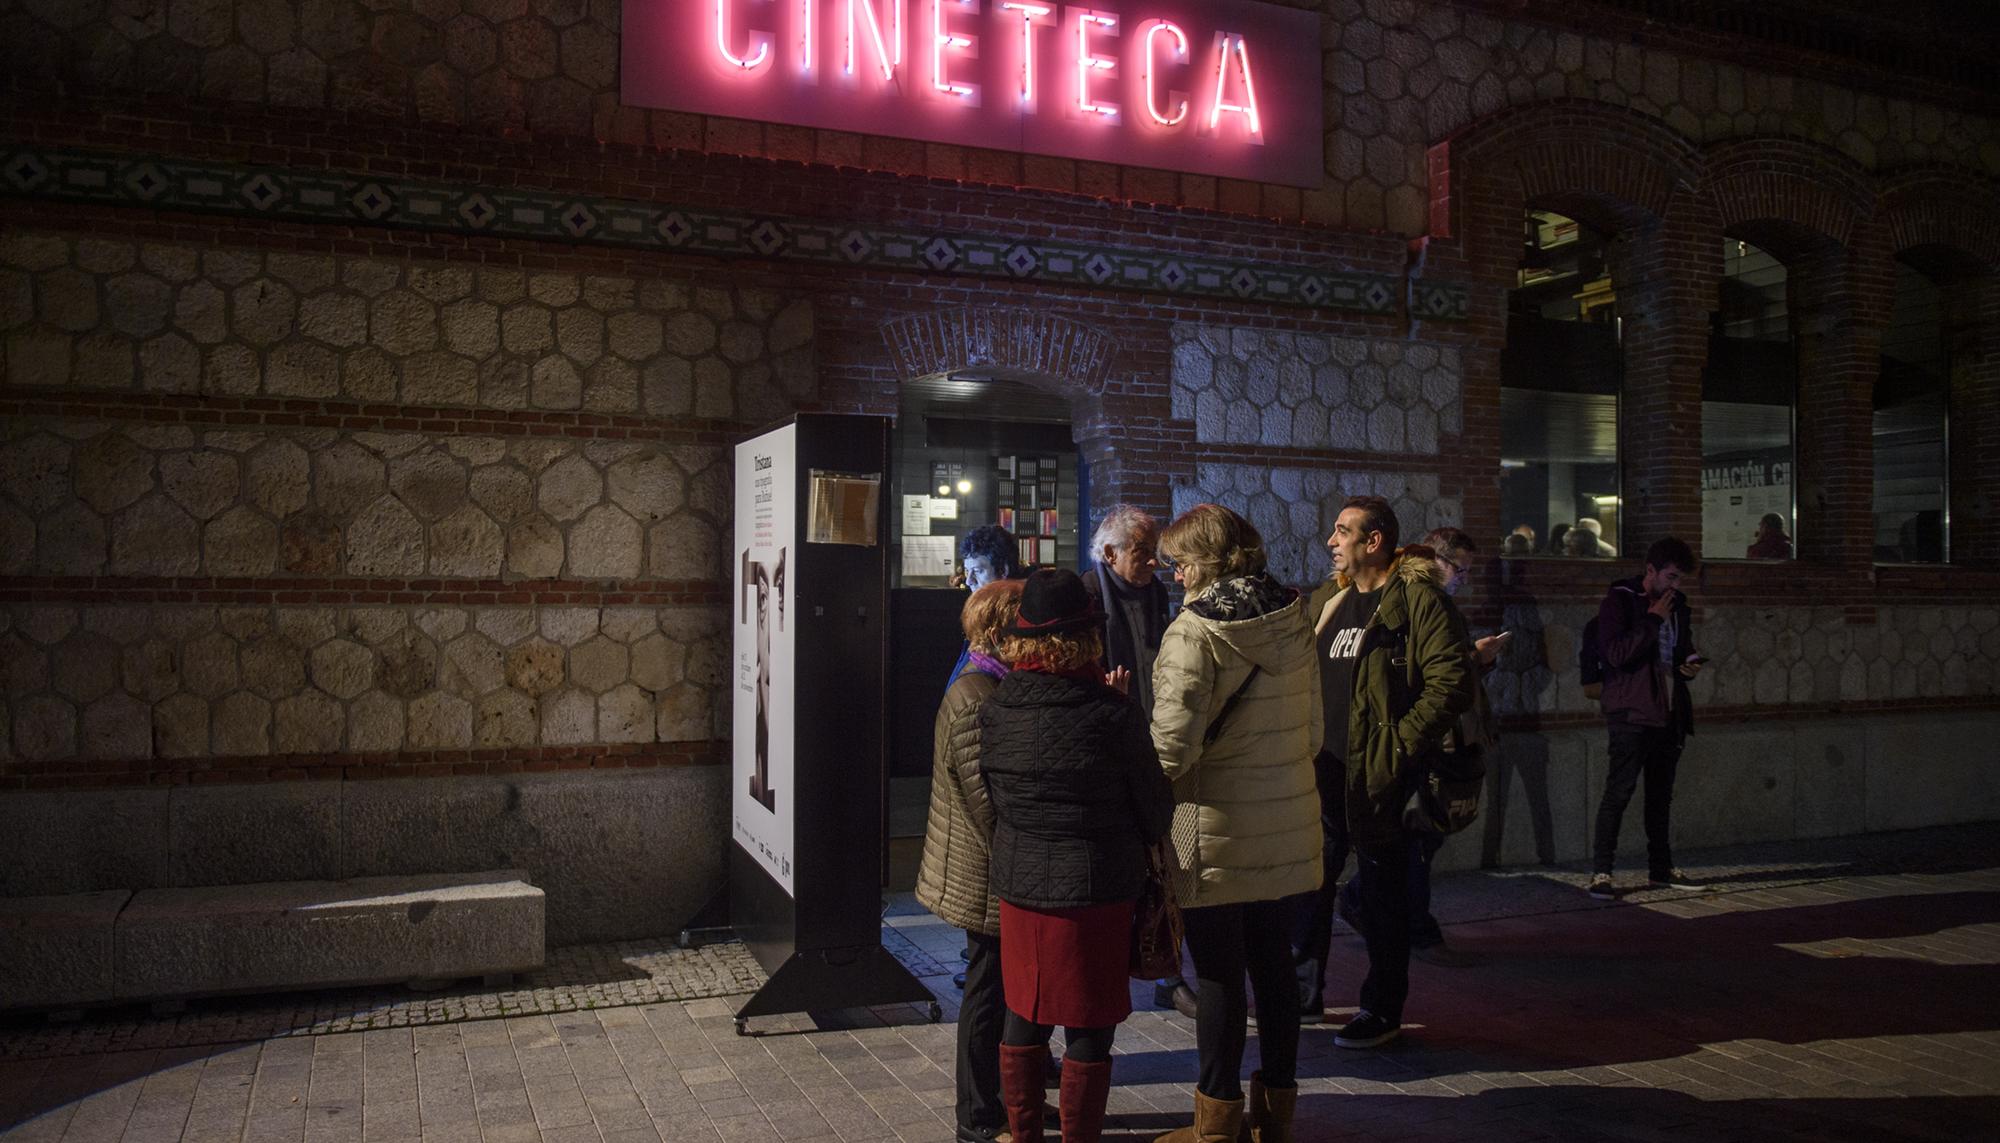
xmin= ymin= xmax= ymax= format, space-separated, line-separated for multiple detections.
xmin=1588 ymin=537 xmax=1703 ymax=899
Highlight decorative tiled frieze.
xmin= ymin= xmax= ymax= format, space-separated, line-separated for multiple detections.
xmin=0 ymin=420 xmax=728 ymax=583
xmin=0 ymin=145 xmax=1468 ymax=318
xmin=1175 ymin=463 xmax=1462 ymax=589
xmin=1172 ymin=325 xmax=1464 ymax=453
xmin=0 ymin=601 xmax=728 ymax=764
xmin=0 ymin=229 xmax=816 ymax=419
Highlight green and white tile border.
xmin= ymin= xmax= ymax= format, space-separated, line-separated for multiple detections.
xmin=0 ymin=144 xmax=1470 ymax=320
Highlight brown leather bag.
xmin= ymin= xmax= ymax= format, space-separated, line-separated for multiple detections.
xmin=1129 ymin=838 xmax=1184 ymax=980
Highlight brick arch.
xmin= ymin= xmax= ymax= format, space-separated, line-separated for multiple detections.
xmin=1430 ymin=100 xmax=1702 ymax=280
xmin=878 ymin=308 xmax=1117 ymax=408
xmin=1702 ymin=138 xmax=1874 ymax=252
xmin=1876 ymin=167 xmax=2000 ymax=270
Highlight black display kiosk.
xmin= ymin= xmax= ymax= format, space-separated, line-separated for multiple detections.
xmin=725 ymin=413 xmax=937 ymax=1035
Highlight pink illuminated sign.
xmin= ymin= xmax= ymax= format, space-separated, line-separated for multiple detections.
xmin=623 ymin=0 xmax=1322 ymax=187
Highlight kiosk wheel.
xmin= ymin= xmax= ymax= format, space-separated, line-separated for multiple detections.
xmin=734 ymin=1017 xmax=748 ymax=1037
xmin=927 ymin=1001 xmax=942 ymax=1024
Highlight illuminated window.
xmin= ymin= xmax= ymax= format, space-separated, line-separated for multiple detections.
xmin=1703 ymin=239 xmax=1796 ymax=561
xmin=1500 ymin=210 xmax=1622 ymax=559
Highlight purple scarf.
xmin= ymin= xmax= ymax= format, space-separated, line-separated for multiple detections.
xmin=966 ymin=650 xmax=1009 ymax=680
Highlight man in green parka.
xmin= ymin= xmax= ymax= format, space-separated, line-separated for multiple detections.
xmin=1290 ymin=495 xmax=1474 ymax=1049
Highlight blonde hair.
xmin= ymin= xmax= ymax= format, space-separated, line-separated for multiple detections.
xmin=996 ymin=629 xmax=1104 ymax=673
xmin=1160 ymin=504 xmax=1265 ymax=595
xmin=961 ymin=580 xmax=1024 ymax=655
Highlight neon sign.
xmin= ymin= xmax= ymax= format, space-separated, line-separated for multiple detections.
xmin=623 ymin=0 xmax=1321 ymax=187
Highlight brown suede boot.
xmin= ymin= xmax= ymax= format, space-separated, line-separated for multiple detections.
xmin=999 ymin=1044 xmax=1047 ymax=1143
xmin=1245 ymin=1072 xmax=1297 ymax=1143
xmin=1152 ymin=1089 xmax=1245 ymax=1143
xmin=1056 ymin=1057 xmax=1112 ymax=1142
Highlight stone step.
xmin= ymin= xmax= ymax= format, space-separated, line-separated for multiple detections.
xmin=0 ymin=890 xmax=131 ymax=1012
xmin=113 ymin=870 xmax=544 ymax=1002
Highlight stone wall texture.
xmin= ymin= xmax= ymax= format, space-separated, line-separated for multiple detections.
xmin=1490 ymin=599 xmax=2000 ymax=719
xmin=0 ymin=600 xmax=727 ymax=765
xmin=1172 ymin=324 xmax=1464 ymax=453
xmin=0 ymin=232 xmax=815 ymax=418
xmin=0 ymin=420 xmax=728 ymax=582
xmin=1177 ymin=462 xmax=1463 ymax=589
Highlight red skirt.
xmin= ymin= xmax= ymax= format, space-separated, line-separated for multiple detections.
xmin=998 ymin=899 xmax=1135 ymax=1028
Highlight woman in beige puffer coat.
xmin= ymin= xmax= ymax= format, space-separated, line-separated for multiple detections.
xmin=1149 ymin=504 xmax=1321 ymax=1143
xmin=916 ymin=579 xmax=1022 ymax=1143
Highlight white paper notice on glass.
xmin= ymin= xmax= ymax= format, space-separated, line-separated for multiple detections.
xmin=927 ymin=497 xmax=959 ymax=520
xmin=901 ymin=494 xmax=932 ymax=537
xmin=902 ymin=535 xmax=955 ymax=579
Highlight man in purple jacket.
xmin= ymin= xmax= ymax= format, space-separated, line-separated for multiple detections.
xmin=1587 ymin=537 xmax=1705 ymax=899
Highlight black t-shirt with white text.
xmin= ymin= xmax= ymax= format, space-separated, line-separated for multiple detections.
xmin=1318 ymin=587 xmax=1381 ymax=760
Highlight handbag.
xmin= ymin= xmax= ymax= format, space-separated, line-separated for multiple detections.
xmin=1129 ymin=838 xmax=1184 ymax=979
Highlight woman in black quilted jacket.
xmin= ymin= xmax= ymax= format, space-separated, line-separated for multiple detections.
xmin=980 ymin=568 xmax=1176 ymax=1143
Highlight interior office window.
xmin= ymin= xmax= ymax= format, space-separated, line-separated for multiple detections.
xmin=888 ymin=374 xmax=1079 ymax=588
xmin=1873 ymin=260 xmax=1949 ymax=563
xmin=1703 ymin=239 xmax=1796 ymax=560
xmin=1499 ymin=209 xmax=1623 ymax=558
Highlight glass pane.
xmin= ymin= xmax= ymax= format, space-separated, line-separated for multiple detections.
xmin=1500 ymin=210 xmax=1622 ymax=558
xmin=1873 ymin=262 xmax=1949 ymax=562
xmin=1702 ymin=239 xmax=1796 ymax=560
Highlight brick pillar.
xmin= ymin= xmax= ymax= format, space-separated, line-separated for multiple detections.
xmin=1609 ymin=209 xmax=1717 ymax=557
xmin=1948 ymin=275 xmax=2000 ymax=563
xmin=1791 ymin=239 xmax=1893 ymax=572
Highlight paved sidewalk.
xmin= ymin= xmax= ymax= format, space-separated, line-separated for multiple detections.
xmin=6 ymin=823 xmax=2000 ymax=1141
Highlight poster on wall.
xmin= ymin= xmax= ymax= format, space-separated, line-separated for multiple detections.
xmin=1701 ymin=448 xmax=1792 ymax=560
xmin=734 ymin=423 xmax=797 ymax=895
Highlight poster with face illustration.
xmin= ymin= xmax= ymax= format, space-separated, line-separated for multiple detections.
xmin=734 ymin=423 xmax=797 ymax=895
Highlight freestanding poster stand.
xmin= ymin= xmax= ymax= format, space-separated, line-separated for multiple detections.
xmin=727 ymin=413 xmax=937 ymax=1034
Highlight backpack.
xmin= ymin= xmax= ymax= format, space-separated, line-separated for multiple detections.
xmin=1579 ymin=616 xmax=1606 ymax=700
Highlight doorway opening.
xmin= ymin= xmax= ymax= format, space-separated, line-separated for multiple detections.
xmin=885 ymin=372 xmax=1083 ymax=881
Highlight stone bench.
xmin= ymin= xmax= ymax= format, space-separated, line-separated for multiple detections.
xmin=113 ymin=870 xmax=545 ymax=1004
xmin=0 ymin=890 xmax=131 ymax=1012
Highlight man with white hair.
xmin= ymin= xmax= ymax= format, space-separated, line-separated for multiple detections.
xmin=1082 ymin=502 xmax=1190 ymax=1017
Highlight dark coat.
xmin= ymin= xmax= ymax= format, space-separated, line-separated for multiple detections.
xmin=1305 ymin=549 xmax=1476 ymax=848
xmin=979 ymin=669 xmax=1175 ymax=911
xmin=1082 ymin=564 xmax=1169 ymax=716
xmin=1596 ymin=576 xmax=1697 ymax=736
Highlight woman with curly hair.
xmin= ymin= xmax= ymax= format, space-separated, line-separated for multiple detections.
xmin=980 ymin=568 xmax=1174 ymax=1143
xmin=916 ymin=579 xmax=1024 ymax=1143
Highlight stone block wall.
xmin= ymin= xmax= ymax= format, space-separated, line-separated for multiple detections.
xmin=1171 ymin=325 xmax=1464 ymax=454
xmin=1486 ymin=599 xmax=2000 ymax=720
xmin=1 ymin=599 xmax=726 ymax=766
xmin=0 ymin=421 xmax=729 ymax=582
xmin=0 ymin=222 xmax=811 ymax=940
xmin=0 ymin=231 xmax=815 ymax=418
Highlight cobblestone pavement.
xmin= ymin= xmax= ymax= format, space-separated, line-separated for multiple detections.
xmin=5 ymin=823 xmax=2000 ymax=1141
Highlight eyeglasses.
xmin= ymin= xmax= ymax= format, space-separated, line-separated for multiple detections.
xmin=1155 ymin=553 xmax=1177 ymax=571
xmin=1437 ymin=554 xmax=1467 ymax=576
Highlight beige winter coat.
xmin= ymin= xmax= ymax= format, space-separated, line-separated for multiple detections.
xmin=914 ymin=668 xmax=1002 ymax=935
xmin=1150 ymin=575 xmax=1324 ymax=908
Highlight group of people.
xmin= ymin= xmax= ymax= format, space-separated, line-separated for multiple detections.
xmin=1503 ymin=518 xmax=1617 ymax=558
xmin=917 ymin=500 xmax=1706 ymax=1143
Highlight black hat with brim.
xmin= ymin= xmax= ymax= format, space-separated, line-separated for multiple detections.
xmin=1005 ymin=568 xmax=1106 ymax=636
